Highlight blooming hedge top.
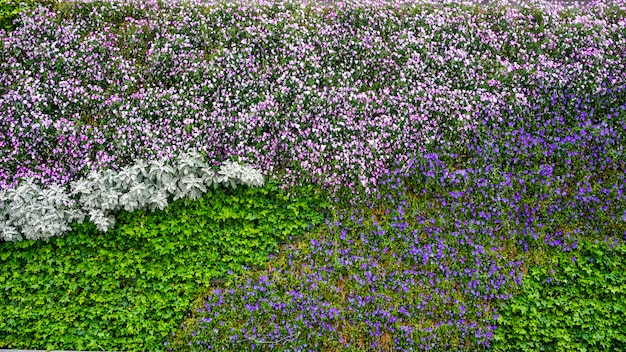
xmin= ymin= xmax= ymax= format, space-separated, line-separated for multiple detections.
xmin=1 ymin=0 xmax=625 ymax=193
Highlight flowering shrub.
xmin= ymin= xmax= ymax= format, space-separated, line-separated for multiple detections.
xmin=0 ymin=0 xmax=53 ymax=30
xmin=1 ymin=0 xmax=625 ymax=194
xmin=0 ymin=151 xmax=264 ymax=241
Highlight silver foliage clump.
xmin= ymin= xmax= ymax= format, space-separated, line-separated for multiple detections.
xmin=0 ymin=151 xmax=265 ymax=241
xmin=216 ymin=160 xmax=265 ymax=188
xmin=0 ymin=179 xmax=84 ymax=241
xmin=174 ymin=151 xmax=210 ymax=201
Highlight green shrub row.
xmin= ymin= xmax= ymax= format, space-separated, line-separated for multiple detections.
xmin=0 ymin=181 xmax=328 ymax=351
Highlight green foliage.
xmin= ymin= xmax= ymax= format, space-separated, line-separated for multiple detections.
xmin=0 ymin=0 xmax=53 ymax=31
xmin=0 ymin=181 xmax=326 ymax=351
xmin=492 ymin=241 xmax=626 ymax=352
xmin=0 ymin=0 xmax=22 ymax=30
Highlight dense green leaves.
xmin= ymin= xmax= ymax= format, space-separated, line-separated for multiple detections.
xmin=0 ymin=181 xmax=326 ymax=350
xmin=0 ymin=0 xmax=53 ymax=31
xmin=493 ymin=241 xmax=626 ymax=351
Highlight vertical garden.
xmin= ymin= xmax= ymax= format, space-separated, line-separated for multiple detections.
xmin=1 ymin=0 xmax=625 ymax=350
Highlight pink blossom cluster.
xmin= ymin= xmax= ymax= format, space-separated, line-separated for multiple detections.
xmin=1 ymin=0 xmax=625 ymax=192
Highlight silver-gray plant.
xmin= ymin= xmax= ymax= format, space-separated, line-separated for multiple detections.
xmin=215 ymin=160 xmax=265 ymax=188
xmin=0 ymin=151 xmax=265 ymax=241
xmin=0 ymin=178 xmax=83 ymax=241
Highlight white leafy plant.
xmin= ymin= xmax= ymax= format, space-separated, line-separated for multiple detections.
xmin=0 ymin=179 xmax=84 ymax=241
xmin=0 ymin=151 xmax=264 ymax=241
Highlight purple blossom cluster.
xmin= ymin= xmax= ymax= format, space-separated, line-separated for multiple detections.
xmin=176 ymin=82 xmax=625 ymax=350
xmin=182 ymin=208 xmax=523 ymax=350
xmin=1 ymin=0 xmax=625 ymax=193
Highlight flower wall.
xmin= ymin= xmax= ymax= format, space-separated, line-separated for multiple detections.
xmin=1 ymin=0 xmax=625 ymax=350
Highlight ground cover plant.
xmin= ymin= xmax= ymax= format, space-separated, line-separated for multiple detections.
xmin=492 ymin=242 xmax=626 ymax=351
xmin=0 ymin=181 xmax=327 ymax=350
xmin=1 ymin=0 xmax=626 ymax=350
